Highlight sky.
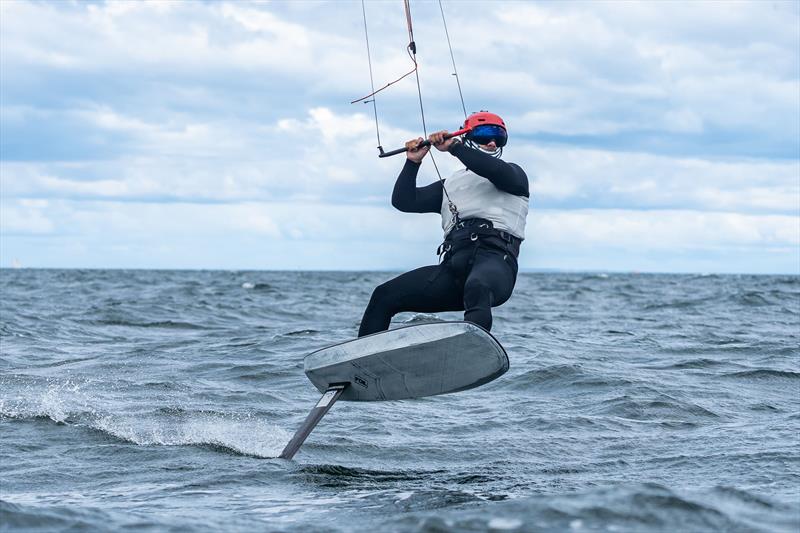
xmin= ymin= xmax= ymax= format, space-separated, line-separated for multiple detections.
xmin=1 ymin=0 xmax=798 ymax=273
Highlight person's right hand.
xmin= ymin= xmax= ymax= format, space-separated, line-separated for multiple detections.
xmin=405 ymin=137 xmax=429 ymax=163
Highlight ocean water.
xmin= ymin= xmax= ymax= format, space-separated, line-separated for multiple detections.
xmin=1 ymin=269 xmax=798 ymax=532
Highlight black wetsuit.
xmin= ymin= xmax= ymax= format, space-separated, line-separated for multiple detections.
xmin=358 ymin=142 xmax=529 ymax=337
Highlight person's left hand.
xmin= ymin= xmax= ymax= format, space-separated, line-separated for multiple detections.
xmin=429 ymin=130 xmax=454 ymax=152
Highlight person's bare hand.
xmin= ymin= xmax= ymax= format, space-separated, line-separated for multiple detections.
xmin=405 ymin=137 xmax=429 ymax=163
xmin=429 ymin=130 xmax=454 ymax=152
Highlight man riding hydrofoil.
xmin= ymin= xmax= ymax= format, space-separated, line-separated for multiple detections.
xmin=358 ymin=111 xmax=530 ymax=337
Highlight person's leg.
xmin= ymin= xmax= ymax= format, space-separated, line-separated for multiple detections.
xmin=358 ymin=264 xmax=464 ymax=337
xmin=462 ymin=248 xmax=518 ymax=331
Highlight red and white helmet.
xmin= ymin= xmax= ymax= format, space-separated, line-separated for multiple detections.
xmin=461 ymin=111 xmax=507 ymax=153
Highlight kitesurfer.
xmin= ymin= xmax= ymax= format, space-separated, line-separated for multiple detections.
xmin=358 ymin=111 xmax=529 ymax=337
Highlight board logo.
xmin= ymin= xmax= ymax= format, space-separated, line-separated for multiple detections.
xmin=354 ymin=375 xmax=368 ymax=389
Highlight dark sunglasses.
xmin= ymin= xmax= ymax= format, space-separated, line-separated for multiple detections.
xmin=466 ymin=124 xmax=507 ymax=147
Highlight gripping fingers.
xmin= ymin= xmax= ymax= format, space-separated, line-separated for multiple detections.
xmin=406 ymin=137 xmax=425 ymax=151
xmin=429 ymin=130 xmax=450 ymax=152
xmin=406 ymin=137 xmax=428 ymax=161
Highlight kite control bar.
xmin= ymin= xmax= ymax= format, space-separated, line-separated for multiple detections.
xmin=377 ymin=127 xmax=470 ymax=158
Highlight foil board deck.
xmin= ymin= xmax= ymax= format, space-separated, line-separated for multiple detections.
xmin=280 ymin=322 xmax=508 ymax=459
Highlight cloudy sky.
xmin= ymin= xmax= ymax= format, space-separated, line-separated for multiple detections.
xmin=1 ymin=0 xmax=798 ymax=273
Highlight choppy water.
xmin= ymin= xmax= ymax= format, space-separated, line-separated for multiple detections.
xmin=1 ymin=269 xmax=798 ymax=532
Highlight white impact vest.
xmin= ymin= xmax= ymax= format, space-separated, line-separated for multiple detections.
xmin=440 ymin=168 xmax=529 ymax=239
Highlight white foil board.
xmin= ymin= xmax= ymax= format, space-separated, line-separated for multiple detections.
xmin=304 ymin=321 xmax=509 ymax=401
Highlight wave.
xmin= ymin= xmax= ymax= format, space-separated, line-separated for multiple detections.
xmin=646 ymin=357 xmax=741 ymax=370
xmin=9 ymin=406 xmax=291 ymax=459
xmin=730 ymin=291 xmax=773 ymax=306
xmin=89 ymin=414 xmax=289 ymax=458
xmin=88 ymin=319 xmax=209 ymax=330
xmin=401 ymin=313 xmax=445 ymax=324
xmin=591 ymin=391 xmax=720 ymax=423
xmin=723 ymin=369 xmax=800 ymax=380
xmin=300 ymin=464 xmax=443 ymax=483
xmin=505 ymin=364 xmax=634 ymax=392
xmin=643 ymin=298 xmax=709 ymax=310
xmin=281 ymin=329 xmax=320 ymax=337
xmin=241 ymin=282 xmax=276 ymax=291
xmin=0 ymin=500 xmax=118 ymax=531
xmin=1 ymin=380 xmax=290 ymax=459
xmin=0 ymin=378 xmax=97 ymax=424
xmin=386 ymin=482 xmax=797 ymax=533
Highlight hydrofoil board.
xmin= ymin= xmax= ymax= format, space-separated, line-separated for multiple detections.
xmin=280 ymin=321 xmax=508 ymax=459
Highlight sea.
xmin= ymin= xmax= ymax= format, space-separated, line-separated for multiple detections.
xmin=1 ymin=269 xmax=798 ymax=532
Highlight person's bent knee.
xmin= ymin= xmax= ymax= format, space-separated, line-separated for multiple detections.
xmin=369 ymin=281 xmax=394 ymax=306
xmin=360 ymin=282 xmax=399 ymax=337
xmin=492 ymin=290 xmax=512 ymax=307
xmin=464 ymin=278 xmax=493 ymax=306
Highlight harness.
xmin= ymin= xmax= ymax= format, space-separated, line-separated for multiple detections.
xmin=436 ymin=218 xmax=520 ymax=264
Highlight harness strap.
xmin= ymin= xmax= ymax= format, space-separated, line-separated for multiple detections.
xmin=437 ymin=218 xmax=519 ymax=259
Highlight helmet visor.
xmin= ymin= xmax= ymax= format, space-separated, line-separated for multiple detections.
xmin=466 ymin=124 xmax=507 ymax=147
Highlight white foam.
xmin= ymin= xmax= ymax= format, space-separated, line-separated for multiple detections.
xmin=0 ymin=378 xmax=98 ymax=423
xmin=488 ymin=517 xmax=523 ymax=530
xmin=401 ymin=313 xmax=443 ymax=323
xmin=93 ymin=412 xmax=292 ymax=458
xmin=1 ymin=378 xmax=292 ymax=458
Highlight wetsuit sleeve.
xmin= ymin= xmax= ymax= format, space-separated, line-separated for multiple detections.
xmin=391 ymin=159 xmax=444 ymax=213
xmin=449 ymin=142 xmax=530 ymax=197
